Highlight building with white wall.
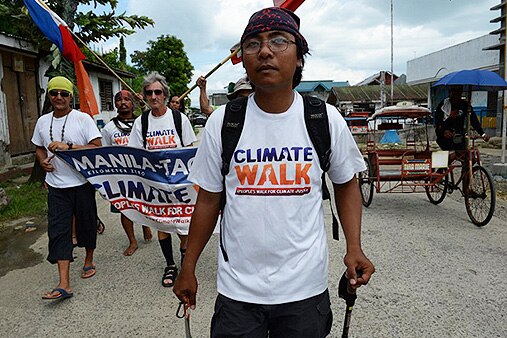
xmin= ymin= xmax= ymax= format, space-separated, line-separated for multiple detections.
xmin=406 ymin=34 xmax=502 ymax=136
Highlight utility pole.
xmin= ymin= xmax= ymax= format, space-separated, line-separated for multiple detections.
xmin=502 ymin=2 xmax=507 ymax=163
xmin=484 ymin=1 xmax=507 ymax=165
xmin=390 ymin=0 xmax=394 ymax=105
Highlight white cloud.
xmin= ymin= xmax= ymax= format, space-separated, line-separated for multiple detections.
xmin=93 ymin=0 xmax=501 ymax=107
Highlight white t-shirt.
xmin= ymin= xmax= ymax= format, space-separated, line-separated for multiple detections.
xmin=188 ymin=92 xmax=366 ymax=304
xmin=31 ymin=109 xmax=102 ymax=188
xmin=101 ymin=117 xmax=135 ymax=146
xmin=128 ymin=110 xmax=197 ymax=149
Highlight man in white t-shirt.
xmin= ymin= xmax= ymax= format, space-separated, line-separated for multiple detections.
xmin=31 ymin=76 xmax=102 ymax=301
xmin=102 ymin=90 xmax=153 ymax=256
xmin=128 ymin=72 xmax=197 ymax=288
xmin=174 ymin=7 xmax=375 ymax=337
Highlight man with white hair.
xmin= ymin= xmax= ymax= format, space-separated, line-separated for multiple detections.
xmin=129 ymin=72 xmax=197 ymax=288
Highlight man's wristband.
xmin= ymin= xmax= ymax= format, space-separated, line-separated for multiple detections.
xmin=481 ymin=133 xmax=487 ymax=138
xmin=67 ymin=142 xmax=73 ymax=150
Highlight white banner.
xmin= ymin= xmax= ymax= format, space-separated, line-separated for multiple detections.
xmin=57 ymin=146 xmax=199 ymax=234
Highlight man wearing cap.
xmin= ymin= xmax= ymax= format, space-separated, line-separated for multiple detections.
xmin=129 ymin=72 xmax=197 ymax=288
xmin=227 ymin=77 xmax=254 ymax=101
xmin=101 ymin=90 xmax=153 ymax=256
xmin=174 ymin=7 xmax=375 ymax=337
xmin=196 ymin=76 xmax=253 ymax=115
xmin=32 ymin=76 xmax=102 ymax=300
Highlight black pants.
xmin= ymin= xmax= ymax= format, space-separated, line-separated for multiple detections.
xmin=47 ymin=183 xmax=97 ymax=264
xmin=211 ymin=289 xmax=332 ymax=338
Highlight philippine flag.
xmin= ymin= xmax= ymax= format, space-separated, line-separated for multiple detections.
xmin=23 ymin=0 xmax=99 ymax=116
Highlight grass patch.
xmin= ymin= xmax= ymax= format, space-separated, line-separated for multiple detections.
xmin=0 ymin=179 xmax=47 ymax=224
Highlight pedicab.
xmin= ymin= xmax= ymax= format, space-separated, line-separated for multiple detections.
xmin=357 ymin=103 xmax=496 ymax=227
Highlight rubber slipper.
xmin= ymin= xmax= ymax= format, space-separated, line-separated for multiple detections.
xmin=97 ymin=218 xmax=105 ymax=234
xmin=81 ymin=263 xmax=96 ymax=279
xmin=42 ymin=288 xmax=73 ymax=300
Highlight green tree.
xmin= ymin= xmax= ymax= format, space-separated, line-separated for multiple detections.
xmin=119 ymin=36 xmax=127 ymax=64
xmin=1 ymin=1 xmax=153 ymax=48
xmin=131 ymin=35 xmax=194 ymax=98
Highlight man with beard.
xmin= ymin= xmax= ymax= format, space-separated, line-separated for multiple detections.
xmin=101 ymin=90 xmax=153 ymax=256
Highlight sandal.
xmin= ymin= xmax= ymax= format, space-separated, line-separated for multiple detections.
xmin=161 ymin=265 xmax=178 ymax=288
xmin=97 ymin=218 xmax=105 ymax=235
xmin=81 ymin=263 xmax=96 ymax=279
xmin=42 ymin=287 xmax=73 ymax=300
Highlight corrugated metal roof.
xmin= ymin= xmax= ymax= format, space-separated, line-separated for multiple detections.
xmin=327 ymin=83 xmax=429 ymax=105
xmin=295 ymin=80 xmax=349 ymax=92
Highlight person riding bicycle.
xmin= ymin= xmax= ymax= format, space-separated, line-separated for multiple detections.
xmin=435 ymin=86 xmax=489 ymax=151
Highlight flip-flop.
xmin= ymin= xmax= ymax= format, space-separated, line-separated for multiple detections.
xmin=97 ymin=218 xmax=105 ymax=234
xmin=42 ymin=288 xmax=73 ymax=300
xmin=81 ymin=263 xmax=96 ymax=279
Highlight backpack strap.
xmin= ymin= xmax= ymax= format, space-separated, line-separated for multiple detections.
xmin=219 ymin=96 xmax=248 ymax=262
xmin=302 ymin=95 xmax=339 ymax=241
xmin=303 ymin=96 xmax=331 ymax=172
xmin=141 ymin=110 xmax=150 ymax=149
xmin=171 ymin=109 xmax=184 ymax=146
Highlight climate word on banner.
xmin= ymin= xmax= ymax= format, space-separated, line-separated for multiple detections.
xmin=57 ymin=146 xmax=198 ymax=234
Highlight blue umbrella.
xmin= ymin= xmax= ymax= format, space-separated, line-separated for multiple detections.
xmin=432 ymin=69 xmax=507 ymax=91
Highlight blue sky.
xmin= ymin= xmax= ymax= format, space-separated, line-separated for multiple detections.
xmin=83 ymin=0 xmax=501 ymax=106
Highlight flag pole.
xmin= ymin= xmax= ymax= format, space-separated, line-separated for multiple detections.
xmin=68 ymin=29 xmax=148 ymax=106
xmin=178 ymin=48 xmax=241 ymax=101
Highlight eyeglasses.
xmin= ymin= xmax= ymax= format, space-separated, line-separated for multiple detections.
xmin=145 ymin=89 xmax=164 ymax=96
xmin=242 ymin=37 xmax=296 ymax=55
xmin=48 ymin=90 xmax=71 ymax=98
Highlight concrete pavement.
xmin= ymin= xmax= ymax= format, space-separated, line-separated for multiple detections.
xmin=1 ymin=189 xmax=507 ymax=337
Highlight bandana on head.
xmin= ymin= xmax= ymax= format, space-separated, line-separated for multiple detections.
xmin=47 ymin=76 xmax=74 ymax=94
xmin=114 ymin=90 xmax=134 ymax=102
xmin=240 ymin=7 xmax=309 ymax=55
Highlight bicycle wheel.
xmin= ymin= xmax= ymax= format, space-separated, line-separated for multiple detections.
xmin=425 ymin=171 xmax=448 ymax=205
xmin=358 ymin=157 xmax=374 ymax=207
xmin=464 ymin=166 xmax=495 ymax=227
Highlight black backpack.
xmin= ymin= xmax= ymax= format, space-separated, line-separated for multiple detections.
xmin=219 ymin=95 xmax=339 ymax=261
xmin=141 ymin=109 xmax=183 ymax=149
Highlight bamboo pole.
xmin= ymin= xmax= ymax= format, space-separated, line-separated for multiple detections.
xmin=69 ymin=30 xmax=148 ymax=107
xmin=178 ymin=48 xmax=241 ymax=102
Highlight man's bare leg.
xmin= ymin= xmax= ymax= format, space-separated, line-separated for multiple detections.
xmin=43 ymin=260 xmax=72 ymax=298
xmin=143 ymin=225 xmax=153 ymax=242
xmin=121 ymin=214 xmax=138 ymax=256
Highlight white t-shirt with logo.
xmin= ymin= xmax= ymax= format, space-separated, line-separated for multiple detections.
xmin=188 ymin=92 xmax=366 ymax=305
xmin=128 ymin=110 xmax=196 ymax=149
xmin=101 ymin=118 xmax=135 ymax=146
xmin=31 ymin=109 xmax=102 ymax=188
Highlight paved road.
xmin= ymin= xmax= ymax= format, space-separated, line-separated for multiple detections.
xmin=0 ymin=186 xmax=506 ymax=337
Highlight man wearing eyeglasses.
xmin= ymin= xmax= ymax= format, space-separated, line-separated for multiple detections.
xmin=128 ymin=72 xmax=197 ymax=288
xmin=174 ymin=7 xmax=374 ymax=337
xmin=102 ymin=90 xmax=153 ymax=256
xmin=31 ymin=76 xmax=102 ymax=300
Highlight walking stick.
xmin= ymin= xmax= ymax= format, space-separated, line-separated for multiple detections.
xmin=338 ymin=271 xmax=361 ymax=338
xmin=176 ymin=301 xmax=193 ymax=338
